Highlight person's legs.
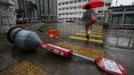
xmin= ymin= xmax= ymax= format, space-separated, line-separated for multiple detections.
xmin=85 ymin=27 xmax=89 ymax=39
xmin=85 ymin=24 xmax=90 ymax=39
xmin=88 ymin=25 xmax=92 ymax=38
xmin=85 ymin=22 xmax=92 ymax=40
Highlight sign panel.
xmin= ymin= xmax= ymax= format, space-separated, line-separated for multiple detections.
xmin=96 ymin=58 xmax=128 ymax=75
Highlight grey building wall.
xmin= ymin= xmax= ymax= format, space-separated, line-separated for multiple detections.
xmin=17 ymin=0 xmax=28 ymax=18
xmin=108 ymin=5 xmax=134 ymax=29
xmin=35 ymin=0 xmax=57 ymax=18
xmin=0 ymin=0 xmax=16 ymax=33
xmin=49 ymin=0 xmax=57 ymax=17
xmin=17 ymin=0 xmax=37 ymax=18
xmin=95 ymin=0 xmax=113 ymax=24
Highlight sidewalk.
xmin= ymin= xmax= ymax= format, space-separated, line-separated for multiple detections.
xmin=0 ymin=22 xmax=133 ymax=75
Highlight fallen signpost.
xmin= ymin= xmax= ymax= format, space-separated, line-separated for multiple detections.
xmin=7 ymin=26 xmax=128 ymax=75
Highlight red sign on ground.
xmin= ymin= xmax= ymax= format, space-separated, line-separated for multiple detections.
xmin=96 ymin=58 xmax=128 ymax=75
xmin=40 ymin=42 xmax=73 ymax=58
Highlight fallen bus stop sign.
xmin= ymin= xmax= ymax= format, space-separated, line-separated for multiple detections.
xmin=96 ymin=58 xmax=128 ymax=75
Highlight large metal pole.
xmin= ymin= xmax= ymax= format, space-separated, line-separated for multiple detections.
xmin=24 ymin=0 xmax=27 ymax=18
xmin=48 ymin=0 xmax=50 ymax=15
xmin=43 ymin=0 xmax=45 ymax=14
xmin=39 ymin=0 xmax=41 ymax=19
xmin=121 ymin=8 xmax=126 ymax=27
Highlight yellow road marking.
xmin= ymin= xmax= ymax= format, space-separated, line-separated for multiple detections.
xmin=69 ymin=36 xmax=103 ymax=43
xmin=76 ymin=33 xmax=103 ymax=38
xmin=0 ymin=60 xmax=50 ymax=75
xmin=81 ymin=31 xmax=102 ymax=35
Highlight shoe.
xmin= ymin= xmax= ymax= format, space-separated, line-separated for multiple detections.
xmin=86 ymin=35 xmax=89 ymax=40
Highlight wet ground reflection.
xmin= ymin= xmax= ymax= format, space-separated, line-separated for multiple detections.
xmin=0 ymin=22 xmax=134 ymax=75
xmin=104 ymin=29 xmax=134 ymax=50
xmin=0 ymin=23 xmax=108 ymax=75
xmin=57 ymin=22 xmax=134 ymax=51
xmin=57 ymin=22 xmax=85 ymax=37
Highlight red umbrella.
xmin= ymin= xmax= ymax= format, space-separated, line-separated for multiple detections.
xmin=82 ymin=0 xmax=104 ymax=9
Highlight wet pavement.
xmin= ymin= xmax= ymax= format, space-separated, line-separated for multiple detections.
xmin=104 ymin=29 xmax=134 ymax=50
xmin=0 ymin=22 xmax=134 ymax=75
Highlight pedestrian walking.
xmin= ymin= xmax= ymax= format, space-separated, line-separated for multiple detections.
xmin=81 ymin=5 xmax=96 ymax=40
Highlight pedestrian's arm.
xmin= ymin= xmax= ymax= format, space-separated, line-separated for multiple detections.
xmin=92 ymin=10 xmax=96 ymax=17
xmin=81 ymin=12 xmax=86 ymax=21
